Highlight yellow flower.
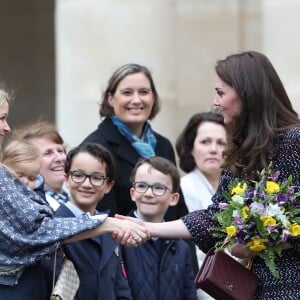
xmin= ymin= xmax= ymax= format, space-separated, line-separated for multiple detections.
xmin=289 ymin=224 xmax=300 ymax=236
xmin=226 ymin=225 xmax=237 ymax=237
xmin=231 ymin=182 xmax=247 ymax=196
xmin=247 ymin=237 xmax=267 ymax=252
xmin=265 ymin=181 xmax=280 ymax=194
xmin=241 ymin=206 xmax=249 ymax=219
xmin=260 ymin=216 xmax=276 ymax=227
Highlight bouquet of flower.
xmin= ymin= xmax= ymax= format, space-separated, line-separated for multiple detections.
xmin=212 ymin=163 xmax=300 ymax=278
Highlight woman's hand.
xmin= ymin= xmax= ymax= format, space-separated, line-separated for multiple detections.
xmin=230 ymin=241 xmax=292 ymax=259
xmin=230 ymin=242 xmax=255 ymax=259
xmin=111 ymin=214 xmax=150 ymax=246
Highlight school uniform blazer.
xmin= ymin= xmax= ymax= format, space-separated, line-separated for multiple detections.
xmin=54 ymin=205 xmax=132 ymax=300
xmin=82 ymin=117 xmax=188 ymax=220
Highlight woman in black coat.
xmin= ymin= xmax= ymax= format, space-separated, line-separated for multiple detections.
xmin=82 ymin=63 xmax=188 ymax=221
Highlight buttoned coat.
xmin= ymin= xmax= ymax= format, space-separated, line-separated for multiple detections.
xmin=52 ymin=205 xmax=132 ymax=300
xmin=121 ymin=213 xmax=197 ymax=300
xmin=82 ymin=117 xmax=188 ymax=220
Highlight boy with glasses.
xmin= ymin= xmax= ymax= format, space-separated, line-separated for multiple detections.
xmin=121 ymin=156 xmax=197 ymax=300
xmin=44 ymin=142 xmax=132 ymax=299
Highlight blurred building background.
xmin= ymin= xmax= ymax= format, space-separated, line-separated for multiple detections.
xmin=0 ymin=0 xmax=300 ymax=149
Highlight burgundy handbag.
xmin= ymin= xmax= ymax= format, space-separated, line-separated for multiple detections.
xmin=194 ymin=248 xmax=258 ymax=300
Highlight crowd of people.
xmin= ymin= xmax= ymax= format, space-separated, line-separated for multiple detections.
xmin=0 ymin=50 xmax=299 ymax=300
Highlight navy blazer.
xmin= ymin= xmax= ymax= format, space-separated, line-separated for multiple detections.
xmin=82 ymin=118 xmax=188 ymax=220
xmin=52 ymin=205 xmax=132 ymax=300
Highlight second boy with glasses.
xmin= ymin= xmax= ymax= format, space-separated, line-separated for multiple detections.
xmin=121 ymin=156 xmax=197 ymax=299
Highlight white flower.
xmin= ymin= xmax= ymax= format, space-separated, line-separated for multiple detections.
xmin=232 ymin=209 xmax=240 ymax=217
xmin=281 ymin=217 xmax=291 ymax=229
xmin=232 ymin=194 xmax=244 ymax=205
xmin=266 ymin=203 xmax=282 ymax=217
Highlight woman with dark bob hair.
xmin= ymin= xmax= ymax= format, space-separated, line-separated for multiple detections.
xmin=176 ymin=112 xmax=226 ymax=300
xmin=117 ymin=51 xmax=300 ymax=299
xmin=176 ymin=112 xmax=226 ymax=173
xmin=82 ymin=63 xmax=188 ymax=221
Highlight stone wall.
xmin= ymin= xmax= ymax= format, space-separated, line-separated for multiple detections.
xmin=56 ymin=0 xmax=300 ymax=149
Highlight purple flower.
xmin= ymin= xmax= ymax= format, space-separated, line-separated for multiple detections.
xmin=246 ymin=189 xmax=255 ymax=199
xmin=250 ymin=202 xmax=265 ymax=215
xmin=218 ymin=202 xmax=228 ymax=209
xmin=287 ymin=187 xmax=295 ymax=200
xmin=236 ymin=230 xmax=246 ymax=243
xmin=233 ymin=216 xmax=243 ymax=225
xmin=281 ymin=229 xmax=291 ymax=242
xmin=267 ymin=224 xmax=278 ymax=234
xmin=237 ymin=224 xmax=245 ymax=230
xmin=269 ymin=171 xmax=280 ymax=182
xmin=277 ymin=193 xmax=287 ymax=203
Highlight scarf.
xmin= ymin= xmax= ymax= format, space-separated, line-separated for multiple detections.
xmin=45 ymin=188 xmax=71 ymax=204
xmin=111 ymin=116 xmax=157 ymax=158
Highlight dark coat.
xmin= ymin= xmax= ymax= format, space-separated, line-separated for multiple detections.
xmin=121 ymin=214 xmax=197 ymax=300
xmin=0 ymin=261 xmax=51 ymax=300
xmin=51 ymin=205 xmax=132 ymax=300
xmin=82 ymin=118 xmax=188 ymax=220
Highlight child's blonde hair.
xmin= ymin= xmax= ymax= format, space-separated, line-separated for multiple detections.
xmin=2 ymin=139 xmax=40 ymax=173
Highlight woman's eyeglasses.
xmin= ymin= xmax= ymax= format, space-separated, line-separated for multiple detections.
xmin=132 ymin=182 xmax=171 ymax=196
xmin=68 ymin=170 xmax=108 ymax=187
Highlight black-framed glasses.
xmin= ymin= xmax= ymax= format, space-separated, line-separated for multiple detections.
xmin=68 ymin=170 xmax=108 ymax=187
xmin=132 ymin=182 xmax=171 ymax=196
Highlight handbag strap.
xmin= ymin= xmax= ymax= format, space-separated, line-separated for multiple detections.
xmin=52 ymin=247 xmax=58 ymax=291
xmin=52 ymin=245 xmax=66 ymax=291
xmin=245 ymin=257 xmax=254 ymax=270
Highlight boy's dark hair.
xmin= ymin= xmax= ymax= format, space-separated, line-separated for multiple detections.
xmin=130 ymin=156 xmax=180 ymax=192
xmin=65 ymin=143 xmax=115 ymax=182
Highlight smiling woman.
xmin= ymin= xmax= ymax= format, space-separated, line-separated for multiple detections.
xmin=214 ymin=76 xmax=241 ymax=125
xmin=82 ymin=63 xmax=188 ymax=221
xmin=12 ymin=121 xmax=69 ymax=210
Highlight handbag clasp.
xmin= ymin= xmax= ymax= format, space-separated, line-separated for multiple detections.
xmin=225 ymin=281 xmax=235 ymax=292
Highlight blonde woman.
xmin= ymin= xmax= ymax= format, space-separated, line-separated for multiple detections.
xmin=0 ymin=86 xmax=147 ymax=299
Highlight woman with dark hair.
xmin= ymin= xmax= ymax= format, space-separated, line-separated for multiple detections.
xmin=176 ymin=112 xmax=226 ymax=300
xmin=176 ymin=112 xmax=226 ymax=212
xmin=117 ymin=51 xmax=300 ymax=299
xmin=82 ymin=63 xmax=188 ymax=220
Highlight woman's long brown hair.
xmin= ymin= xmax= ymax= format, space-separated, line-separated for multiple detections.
xmin=216 ymin=51 xmax=300 ymax=177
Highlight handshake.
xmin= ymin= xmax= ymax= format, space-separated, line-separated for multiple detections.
xmin=110 ymin=214 xmax=150 ymax=247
